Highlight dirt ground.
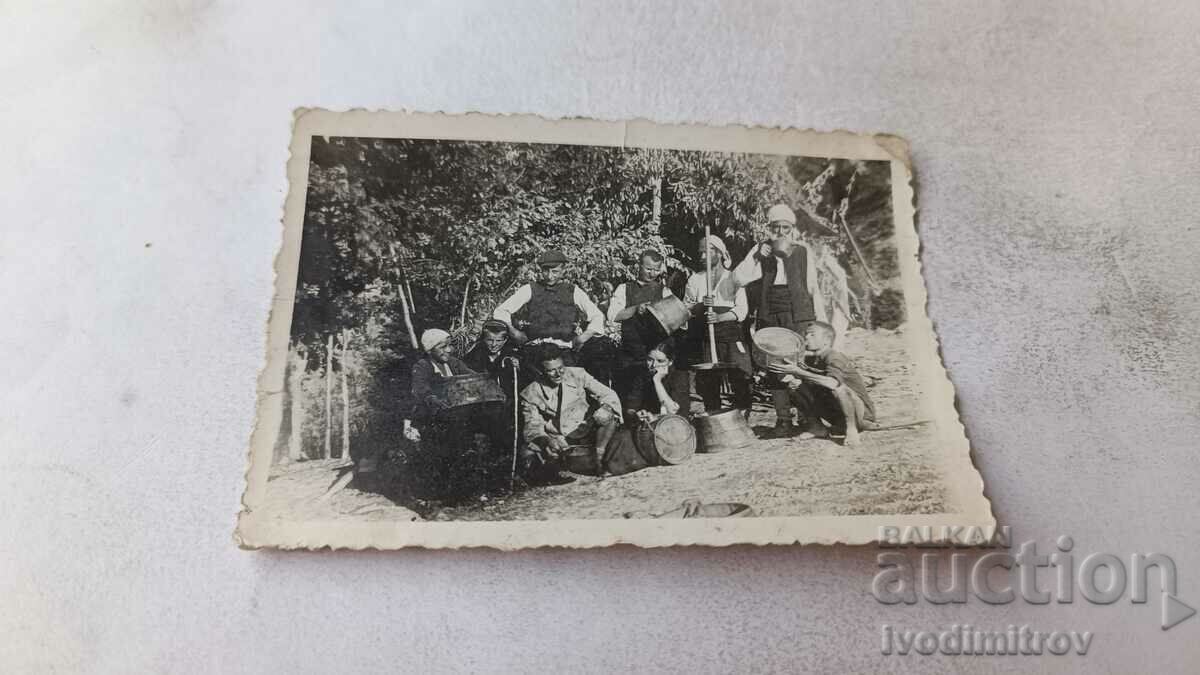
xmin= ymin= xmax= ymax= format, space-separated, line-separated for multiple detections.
xmin=251 ymin=327 xmax=948 ymax=524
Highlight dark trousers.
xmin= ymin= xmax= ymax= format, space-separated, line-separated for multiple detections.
xmin=694 ymin=332 xmax=754 ymax=412
xmin=756 ymin=306 xmax=815 ymax=422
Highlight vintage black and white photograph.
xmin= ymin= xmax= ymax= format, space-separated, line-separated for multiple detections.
xmin=237 ymin=111 xmax=992 ymax=549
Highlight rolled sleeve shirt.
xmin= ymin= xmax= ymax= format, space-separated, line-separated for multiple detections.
xmin=493 ymin=284 xmax=606 ymax=335
xmin=605 ymin=282 xmax=674 ymax=323
xmin=683 ymin=269 xmax=748 ymax=322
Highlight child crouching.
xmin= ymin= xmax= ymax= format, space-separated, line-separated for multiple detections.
xmin=768 ymin=321 xmax=877 ymax=446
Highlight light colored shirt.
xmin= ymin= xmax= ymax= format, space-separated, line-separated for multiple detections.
xmin=731 ymin=243 xmax=826 ymax=322
xmin=605 ymin=281 xmax=674 ymax=322
xmin=683 ymin=268 xmax=748 ymax=322
xmin=492 ymin=283 xmax=605 ymax=335
xmin=732 ymin=243 xmax=819 ymax=293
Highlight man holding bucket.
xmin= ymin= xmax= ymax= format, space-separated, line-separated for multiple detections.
xmin=606 ymin=249 xmax=679 ymax=406
xmin=733 ymin=204 xmax=829 ymax=439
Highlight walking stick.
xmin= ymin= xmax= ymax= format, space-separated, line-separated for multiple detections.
xmin=508 ymin=358 xmax=519 ymax=489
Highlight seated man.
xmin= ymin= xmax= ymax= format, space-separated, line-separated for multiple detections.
xmin=519 ymin=343 xmax=622 ymax=478
xmin=768 ymin=322 xmax=877 ymax=446
xmin=462 ymin=319 xmax=520 ymax=397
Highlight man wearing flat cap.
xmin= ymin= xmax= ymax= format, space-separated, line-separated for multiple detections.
xmin=492 ymin=248 xmax=610 ymax=383
xmin=733 ymin=203 xmax=829 ymax=439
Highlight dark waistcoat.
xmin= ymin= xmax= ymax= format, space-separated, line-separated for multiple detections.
xmin=527 ymin=282 xmax=578 ymax=340
xmin=759 ymin=247 xmax=815 ymax=321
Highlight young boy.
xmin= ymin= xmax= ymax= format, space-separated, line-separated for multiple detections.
xmin=768 ymin=322 xmax=876 ymax=446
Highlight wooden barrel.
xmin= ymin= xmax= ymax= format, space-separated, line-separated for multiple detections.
xmin=635 ymin=414 xmax=696 ymax=465
xmin=644 ymin=295 xmax=689 ymax=337
xmin=752 ymin=326 xmax=805 ymax=370
xmin=694 ymin=408 xmax=757 ymax=453
xmin=441 ymin=373 xmax=505 ymax=408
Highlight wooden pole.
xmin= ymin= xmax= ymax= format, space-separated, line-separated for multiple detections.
xmin=651 ymin=175 xmax=662 ymax=227
xmin=397 ymin=273 xmax=419 ymax=349
xmin=389 ymin=243 xmax=419 ymax=349
xmin=459 ymin=274 xmax=475 ymax=329
xmin=339 ymin=330 xmax=351 ymax=462
xmin=323 ymin=334 xmax=333 ymax=459
xmin=836 ymin=210 xmax=880 ymax=292
xmin=286 ymin=344 xmax=306 ymax=463
xmin=405 ymin=276 xmax=417 ymax=315
xmin=704 ymin=221 xmax=718 ymax=365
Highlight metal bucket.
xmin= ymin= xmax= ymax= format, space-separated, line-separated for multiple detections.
xmin=441 ymin=373 xmax=506 ymax=409
xmin=635 ymin=414 xmax=696 ymax=465
xmin=752 ymin=326 xmax=805 ymax=370
xmin=694 ymin=408 xmax=757 ymax=453
xmin=645 ymin=295 xmax=689 ymax=337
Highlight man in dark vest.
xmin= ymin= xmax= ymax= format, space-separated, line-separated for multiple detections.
xmin=492 ymin=249 xmax=609 ymax=384
xmin=605 ymin=249 xmax=675 ymax=405
xmin=733 ymin=203 xmax=829 ymax=439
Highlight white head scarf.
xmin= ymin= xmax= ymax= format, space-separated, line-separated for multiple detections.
xmin=420 ymin=328 xmax=450 ymax=352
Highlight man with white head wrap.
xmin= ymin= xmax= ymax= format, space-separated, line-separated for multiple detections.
xmin=732 ymin=203 xmax=829 ymax=439
xmin=683 ymin=234 xmax=753 ymax=413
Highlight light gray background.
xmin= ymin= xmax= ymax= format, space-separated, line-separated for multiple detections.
xmin=3 ymin=1 xmax=1198 ymax=672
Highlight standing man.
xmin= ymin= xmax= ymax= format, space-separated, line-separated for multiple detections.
xmin=492 ymin=249 xmax=609 ymax=382
xmin=684 ymin=235 xmax=753 ymax=414
xmin=606 ymin=249 xmax=674 ymax=404
xmin=733 ymin=203 xmax=828 ymax=438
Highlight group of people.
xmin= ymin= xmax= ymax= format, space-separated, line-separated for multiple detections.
xmin=406 ymin=204 xmax=877 ymax=487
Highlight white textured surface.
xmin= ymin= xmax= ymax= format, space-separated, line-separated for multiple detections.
xmin=2 ymin=1 xmax=1199 ymax=672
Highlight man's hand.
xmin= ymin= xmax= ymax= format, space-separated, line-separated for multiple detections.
xmin=757 ymin=242 xmax=772 ymax=258
xmin=547 ymin=435 xmax=570 ymax=455
xmin=705 ymin=308 xmax=718 ymax=324
xmin=702 ymin=294 xmax=715 ymax=307
xmin=508 ymin=326 xmax=529 ymax=344
xmin=797 ymin=371 xmax=840 ymax=390
xmin=593 ymin=405 xmax=617 ymax=425
xmin=572 ymin=330 xmax=595 ymax=349
xmin=634 ymin=302 xmax=649 ymax=315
